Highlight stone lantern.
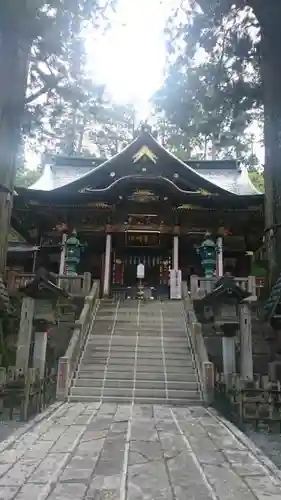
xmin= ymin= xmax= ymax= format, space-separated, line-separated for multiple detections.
xmin=264 ymin=274 xmax=281 ymax=378
xmin=65 ymin=229 xmax=81 ymax=276
xmin=199 ymin=276 xmax=252 ymax=381
xmin=17 ymin=268 xmax=70 ymax=377
xmin=197 ymin=232 xmax=218 ymax=278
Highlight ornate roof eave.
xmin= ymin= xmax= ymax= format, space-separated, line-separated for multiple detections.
xmin=14 ymin=181 xmax=263 ymax=209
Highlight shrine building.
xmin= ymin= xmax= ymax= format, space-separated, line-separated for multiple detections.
xmin=10 ymin=125 xmax=264 ymax=296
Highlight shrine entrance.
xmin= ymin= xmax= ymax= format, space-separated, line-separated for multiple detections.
xmin=111 ymin=231 xmax=172 ymax=288
xmin=122 ymin=250 xmax=168 ymax=286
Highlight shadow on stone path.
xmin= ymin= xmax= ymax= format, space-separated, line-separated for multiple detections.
xmin=0 ymin=402 xmax=280 ymax=499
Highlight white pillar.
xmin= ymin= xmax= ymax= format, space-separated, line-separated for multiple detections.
xmin=216 ymin=237 xmax=223 ymax=277
xmin=33 ymin=331 xmax=48 ymax=378
xmin=240 ymin=302 xmax=253 ymax=380
xmin=222 ymin=336 xmax=236 ymax=376
xmin=173 ymin=235 xmax=179 ymax=271
xmin=103 ymin=233 xmax=112 ymax=296
xmin=16 ymin=297 xmax=35 ymax=373
xmin=58 ymin=233 xmax=67 ymax=286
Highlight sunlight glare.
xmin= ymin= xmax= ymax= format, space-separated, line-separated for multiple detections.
xmin=86 ymin=0 xmax=180 ymax=117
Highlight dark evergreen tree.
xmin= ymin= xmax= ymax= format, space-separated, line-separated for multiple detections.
xmin=156 ymin=0 xmax=281 ymax=284
xmin=0 ymin=0 xmax=111 ymax=273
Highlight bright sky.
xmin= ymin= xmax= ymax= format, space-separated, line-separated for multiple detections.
xmin=86 ymin=0 xmax=180 ymax=121
xmin=26 ymin=0 xmax=264 ymax=166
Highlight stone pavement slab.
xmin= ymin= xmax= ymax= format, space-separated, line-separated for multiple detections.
xmin=0 ymin=403 xmax=280 ymax=499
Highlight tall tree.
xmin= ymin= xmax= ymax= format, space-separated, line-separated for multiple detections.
xmin=154 ymin=3 xmax=261 ymax=163
xmin=159 ymin=0 xmax=280 ymax=284
xmin=0 ymin=0 xmax=110 ymax=274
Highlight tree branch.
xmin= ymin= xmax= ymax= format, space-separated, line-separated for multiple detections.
xmin=25 ymin=75 xmax=64 ymax=105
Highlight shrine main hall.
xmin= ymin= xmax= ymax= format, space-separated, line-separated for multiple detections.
xmin=10 ymin=126 xmax=264 ymax=295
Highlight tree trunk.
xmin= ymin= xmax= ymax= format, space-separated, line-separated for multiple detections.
xmin=257 ymin=4 xmax=281 ymax=286
xmin=0 ymin=28 xmax=31 ymax=275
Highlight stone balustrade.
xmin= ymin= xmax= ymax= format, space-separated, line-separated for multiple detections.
xmin=182 ymin=281 xmax=214 ymax=403
xmin=6 ymin=271 xmax=92 ymax=296
xmin=56 ymin=280 xmax=100 ymax=400
xmin=190 ymin=274 xmax=265 ymax=300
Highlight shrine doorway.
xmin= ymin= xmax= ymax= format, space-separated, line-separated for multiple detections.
xmin=122 ymin=250 xmax=163 ymax=286
xmin=112 ymin=233 xmax=172 ymax=288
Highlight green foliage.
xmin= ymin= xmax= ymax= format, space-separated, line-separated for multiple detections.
xmin=0 ymin=0 xmax=117 ymax=183
xmin=153 ymin=0 xmax=262 ymax=164
xmin=16 ymin=167 xmax=42 ymax=187
xmin=249 ymin=169 xmax=264 ymax=192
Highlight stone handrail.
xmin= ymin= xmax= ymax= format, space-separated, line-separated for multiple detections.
xmin=182 ymin=281 xmax=214 ymax=403
xmin=56 ymin=280 xmax=100 ymax=400
xmin=190 ymin=275 xmax=265 ymax=300
xmin=6 ymin=271 xmax=92 ymax=296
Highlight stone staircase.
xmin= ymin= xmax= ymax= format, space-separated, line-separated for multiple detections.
xmin=69 ymin=298 xmax=203 ymax=405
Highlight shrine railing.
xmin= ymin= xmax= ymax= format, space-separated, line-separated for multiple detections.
xmin=6 ymin=271 xmax=92 ymax=296
xmin=182 ymin=282 xmax=214 ymax=404
xmin=56 ymin=280 xmax=100 ymax=400
xmin=190 ymin=275 xmax=265 ymax=300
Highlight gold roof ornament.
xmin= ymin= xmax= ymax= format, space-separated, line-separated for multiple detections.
xmin=128 ymin=189 xmax=159 ymax=202
xmin=177 ymin=204 xmax=201 ymax=210
xmin=132 ymin=145 xmax=158 ymax=164
xmin=198 ymin=188 xmax=211 ymax=195
xmin=8 ymin=228 xmax=27 ymax=244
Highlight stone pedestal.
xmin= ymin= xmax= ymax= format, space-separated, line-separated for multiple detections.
xmin=190 ymin=275 xmax=198 ymax=299
xmin=222 ymin=336 xmax=236 ymax=376
xmin=82 ymin=272 xmax=92 ymax=294
xmin=16 ymin=297 xmax=35 ymax=373
xmin=33 ymin=331 xmax=48 ymax=378
xmin=240 ymin=302 xmax=253 ymax=380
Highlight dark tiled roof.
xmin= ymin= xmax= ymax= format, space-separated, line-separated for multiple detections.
xmin=28 ymin=132 xmax=260 ymax=196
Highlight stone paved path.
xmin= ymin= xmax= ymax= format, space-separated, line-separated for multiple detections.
xmin=0 ymin=403 xmax=281 ymax=499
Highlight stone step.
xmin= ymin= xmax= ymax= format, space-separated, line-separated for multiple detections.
xmin=80 ymin=358 xmax=194 ymax=369
xmin=71 ymin=386 xmax=200 ymax=399
xmin=77 ymin=370 xmax=197 ymax=381
xmin=82 ymin=352 xmax=194 ymax=362
xmin=69 ymin=394 xmax=202 ymax=405
xmin=79 ymin=364 xmax=195 ymax=374
xmin=74 ymin=378 xmax=199 ymax=390
xmin=84 ymin=346 xmax=192 ymax=355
